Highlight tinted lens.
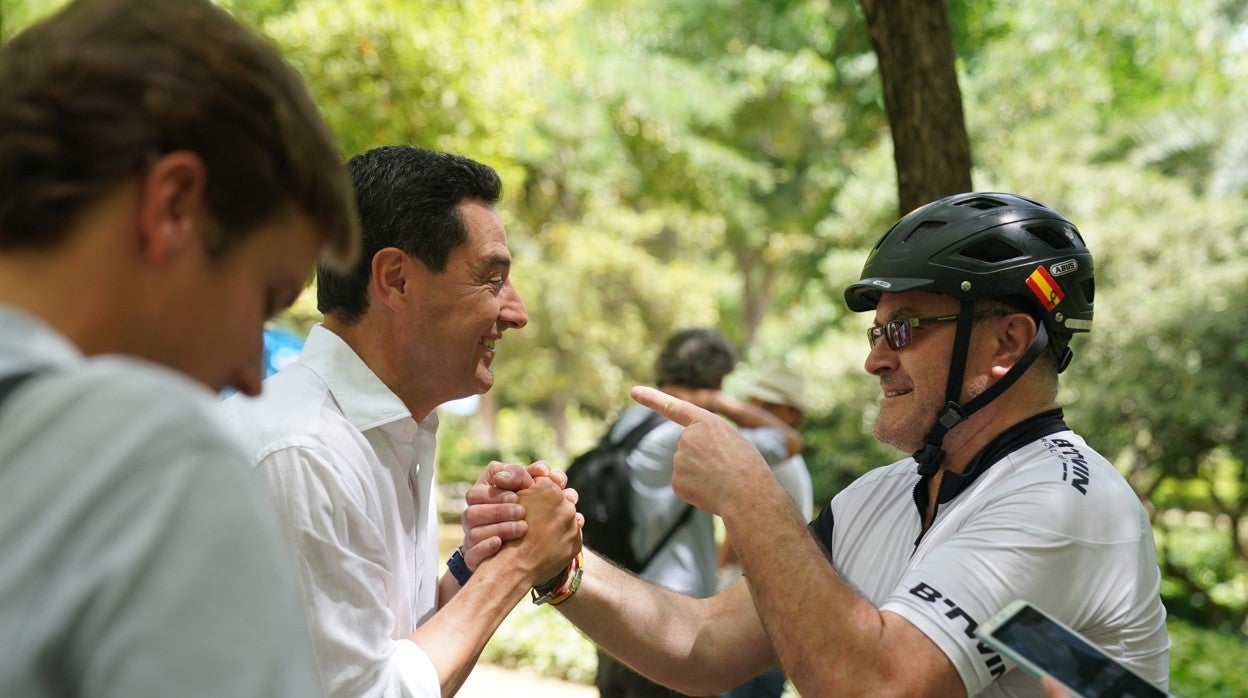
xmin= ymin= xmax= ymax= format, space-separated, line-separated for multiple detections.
xmin=868 ymin=325 xmax=884 ymax=348
xmin=884 ymin=319 xmax=911 ymax=350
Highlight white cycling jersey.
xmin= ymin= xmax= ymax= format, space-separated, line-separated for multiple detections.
xmin=811 ymin=411 xmax=1169 ymax=697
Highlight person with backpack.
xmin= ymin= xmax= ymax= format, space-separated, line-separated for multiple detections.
xmin=468 ymin=193 xmax=1169 ymax=697
xmin=588 ymin=327 xmax=801 ymax=698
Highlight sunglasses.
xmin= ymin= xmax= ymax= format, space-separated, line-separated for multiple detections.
xmin=868 ymin=311 xmax=1009 ymax=351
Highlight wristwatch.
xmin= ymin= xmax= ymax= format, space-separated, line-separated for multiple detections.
xmin=447 ymin=547 xmax=473 ymax=586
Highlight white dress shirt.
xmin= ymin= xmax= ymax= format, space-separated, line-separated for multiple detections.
xmin=221 ymin=324 xmax=442 ymax=698
xmin=0 ymin=307 xmax=322 ymax=698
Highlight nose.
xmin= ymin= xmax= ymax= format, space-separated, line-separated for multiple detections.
xmin=864 ymin=338 xmax=898 ymax=377
xmin=499 ymin=281 xmax=528 ymax=330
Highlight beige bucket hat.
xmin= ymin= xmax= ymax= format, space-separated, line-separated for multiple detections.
xmin=741 ymin=364 xmax=811 ymax=413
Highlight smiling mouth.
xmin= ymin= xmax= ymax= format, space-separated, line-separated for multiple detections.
xmin=481 ymin=337 xmax=496 ymax=353
xmin=883 ymin=388 xmax=910 ymax=398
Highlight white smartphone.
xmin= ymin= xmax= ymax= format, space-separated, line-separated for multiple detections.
xmin=975 ymin=600 xmax=1169 ymax=698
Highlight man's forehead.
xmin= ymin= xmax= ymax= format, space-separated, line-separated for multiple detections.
xmin=453 ymin=206 xmax=511 ymax=266
xmin=446 ymin=236 xmax=509 ymax=269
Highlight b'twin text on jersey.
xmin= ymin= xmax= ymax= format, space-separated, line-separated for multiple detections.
xmin=1043 ymin=437 xmax=1091 ymax=495
xmin=908 ymin=582 xmax=1006 ymax=678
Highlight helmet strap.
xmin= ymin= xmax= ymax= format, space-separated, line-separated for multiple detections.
xmin=912 ymin=306 xmax=1051 ymax=476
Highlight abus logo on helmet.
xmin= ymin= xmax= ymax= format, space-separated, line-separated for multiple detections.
xmin=1049 ymin=259 xmax=1078 ymax=277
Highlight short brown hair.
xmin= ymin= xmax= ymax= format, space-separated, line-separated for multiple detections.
xmin=654 ymin=327 xmax=738 ymax=389
xmin=0 ymin=0 xmax=358 ymax=267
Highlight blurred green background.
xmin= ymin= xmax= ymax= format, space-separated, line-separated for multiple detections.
xmin=6 ymin=0 xmax=1245 ymax=693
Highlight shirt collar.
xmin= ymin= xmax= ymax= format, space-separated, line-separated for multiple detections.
xmin=298 ymin=324 xmax=415 ymax=433
xmin=0 ymin=306 xmax=86 ymax=375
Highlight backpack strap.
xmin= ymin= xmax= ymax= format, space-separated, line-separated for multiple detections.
xmin=609 ymin=409 xmax=698 ymax=572
xmin=609 ymin=409 xmax=667 ymax=449
xmin=0 ymin=370 xmax=39 ymax=411
xmin=637 ymin=501 xmax=695 ymax=572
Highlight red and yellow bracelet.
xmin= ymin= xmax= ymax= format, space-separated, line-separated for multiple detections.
xmin=530 ymin=551 xmax=584 ymax=606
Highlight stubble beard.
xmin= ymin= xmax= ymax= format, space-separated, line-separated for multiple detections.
xmin=872 ymin=398 xmax=940 ymax=455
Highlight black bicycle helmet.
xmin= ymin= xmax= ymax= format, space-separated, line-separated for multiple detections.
xmin=846 ymin=192 xmax=1094 ymax=370
xmin=844 ymin=192 xmax=1096 ymax=473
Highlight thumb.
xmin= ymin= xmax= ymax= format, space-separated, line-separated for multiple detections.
xmin=629 ymin=385 xmax=712 ymax=427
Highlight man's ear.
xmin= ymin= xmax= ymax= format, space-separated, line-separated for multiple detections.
xmin=370 ymin=247 xmax=413 ymax=310
xmin=990 ymin=313 xmax=1039 ymax=378
xmin=137 ymin=151 xmax=208 ymax=263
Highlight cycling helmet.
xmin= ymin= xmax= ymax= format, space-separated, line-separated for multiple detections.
xmin=845 ymin=192 xmax=1094 ymax=371
xmin=844 ymin=192 xmax=1096 ymax=474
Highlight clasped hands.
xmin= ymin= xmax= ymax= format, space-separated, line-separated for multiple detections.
xmin=460 ymin=460 xmax=583 ymax=587
xmin=459 ymin=386 xmax=775 ymax=580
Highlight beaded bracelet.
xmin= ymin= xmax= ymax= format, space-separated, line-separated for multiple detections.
xmin=531 ymin=551 xmax=584 ymax=606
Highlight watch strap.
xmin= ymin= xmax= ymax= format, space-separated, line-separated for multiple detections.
xmin=447 ymin=547 xmax=473 ymax=586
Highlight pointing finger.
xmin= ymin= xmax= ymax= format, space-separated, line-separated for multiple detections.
xmin=629 ymin=385 xmax=712 ymax=427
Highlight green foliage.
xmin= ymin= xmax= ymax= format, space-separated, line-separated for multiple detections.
xmin=948 ymin=0 xmax=1248 ymax=637
xmin=480 ymin=602 xmax=598 ymax=684
xmin=1167 ymin=616 xmax=1248 ymax=697
xmin=0 ymin=0 xmax=64 ymax=41
xmin=433 ymin=412 xmax=503 ymax=485
xmin=1071 ymin=243 xmax=1248 ymax=631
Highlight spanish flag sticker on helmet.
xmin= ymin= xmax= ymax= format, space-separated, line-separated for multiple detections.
xmin=1026 ymin=265 xmax=1065 ymax=311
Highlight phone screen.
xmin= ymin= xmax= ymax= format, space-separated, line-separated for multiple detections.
xmin=987 ymin=605 xmax=1165 ymax=698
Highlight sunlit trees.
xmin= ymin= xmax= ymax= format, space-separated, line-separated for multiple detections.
xmin=5 ymin=0 xmax=1245 ymax=652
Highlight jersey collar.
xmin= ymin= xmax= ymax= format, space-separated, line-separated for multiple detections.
xmin=910 ymin=408 xmax=1070 ymax=521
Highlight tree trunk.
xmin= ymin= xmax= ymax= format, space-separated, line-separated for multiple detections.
xmin=548 ymin=394 xmax=569 ymax=454
xmin=738 ymin=247 xmax=777 ymax=353
xmin=859 ymin=0 xmax=973 ymax=215
xmin=473 ymin=393 xmax=498 ymax=450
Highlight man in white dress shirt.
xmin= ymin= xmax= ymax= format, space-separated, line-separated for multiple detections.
xmin=222 ymin=145 xmax=582 ymax=698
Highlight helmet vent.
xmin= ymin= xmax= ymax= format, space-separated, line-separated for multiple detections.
xmin=1025 ymin=224 xmax=1075 ymax=250
xmin=958 ymin=238 xmax=1024 ymax=263
xmin=955 ymin=196 xmax=1007 ymax=210
xmin=903 ymin=220 xmax=946 ymax=245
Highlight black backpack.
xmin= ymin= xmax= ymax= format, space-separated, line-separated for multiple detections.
xmin=565 ymin=410 xmax=695 ymax=573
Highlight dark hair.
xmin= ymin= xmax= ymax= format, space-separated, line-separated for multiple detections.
xmin=318 ymin=145 xmax=502 ymax=323
xmin=654 ymin=327 xmax=737 ymax=389
xmin=0 ymin=0 xmax=357 ymax=265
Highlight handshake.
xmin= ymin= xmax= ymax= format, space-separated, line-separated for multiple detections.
xmin=455 ymin=460 xmax=585 ymax=598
